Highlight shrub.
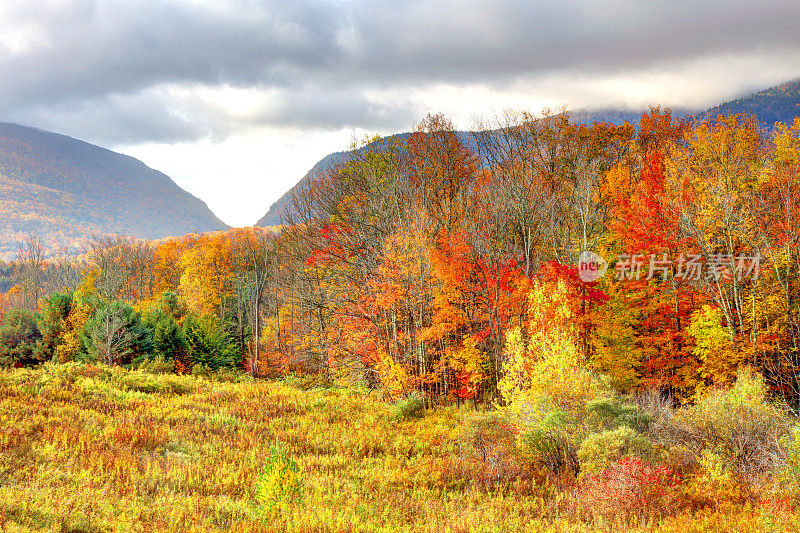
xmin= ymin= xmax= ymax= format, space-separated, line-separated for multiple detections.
xmin=394 ymin=392 xmax=426 ymax=420
xmin=517 ymin=398 xmax=580 ymax=486
xmin=575 ymin=456 xmax=683 ymax=523
xmin=212 ymin=367 xmax=253 ymax=383
xmin=134 ymin=355 xmax=175 ymax=374
xmin=459 ymin=411 xmax=525 ymax=488
xmin=255 ymin=444 xmax=304 ymax=516
xmin=684 ymin=449 xmax=745 ymax=508
xmin=587 ymin=396 xmax=650 ymax=432
xmin=83 ymin=301 xmax=153 ymax=366
xmin=280 ymin=373 xmax=334 ymax=390
xmin=0 ymin=308 xmax=42 ymax=368
xmin=115 ymin=368 xmax=198 ymax=395
xmin=632 ymin=388 xmax=674 ymax=428
xmin=151 ymin=314 xmax=186 ymax=362
xmin=184 ymin=315 xmax=240 ymax=371
xmin=35 ymin=292 xmax=74 ymax=361
xmin=779 ymin=426 xmax=800 ymax=501
xmin=578 ymin=426 xmax=653 ymax=479
xmin=654 ymin=368 xmax=789 ymax=490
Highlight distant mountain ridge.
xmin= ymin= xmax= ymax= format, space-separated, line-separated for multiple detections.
xmin=702 ymin=78 xmax=800 ymax=126
xmin=0 ymin=122 xmax=228 ymax=258
xmin=256 ymin=78 xmax=800 ymax=227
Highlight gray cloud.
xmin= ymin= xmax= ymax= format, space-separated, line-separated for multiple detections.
xmin=1 ymin=0 xmax=799 ymax=145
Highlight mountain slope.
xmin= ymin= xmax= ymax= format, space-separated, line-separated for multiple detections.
xmin=255 ymin=151 xmax=350 ymax=228
xmin=256 ymin=79 xmax=800 ymax=227
xmin=0 ymin=122 xmax=227 ymax=257
xmin=702 ymin=78 xmax=800 ymax=126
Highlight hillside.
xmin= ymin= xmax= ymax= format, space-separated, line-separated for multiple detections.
xmin=255 ymin=151 xmax=350 ymax=227
xmin=0 ymin=122 xmax=227 ymax=258
xmin=702 ymin=78 xmax=800 ymax=126
xmin=255 ymin=78 xmax=800 ymax=227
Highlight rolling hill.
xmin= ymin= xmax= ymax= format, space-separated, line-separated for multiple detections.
xmin=702 ymin=78 xmax=800 ymax=125
xmin=255 ymin=79 xmax=800 ymax=227
xmin=0 ymin=123 xmax=228 ymax=259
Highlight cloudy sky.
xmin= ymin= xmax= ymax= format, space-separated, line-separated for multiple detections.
xmin=1 ymin=0 xmax=800 ymax=226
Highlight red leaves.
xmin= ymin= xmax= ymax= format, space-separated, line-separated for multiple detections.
xmin=578 ymin=456 xmax=683 ymax=521
xmin=305 ymin=223 xmax=357 ymax=267
xmin=606 ymin=153 xmax=682 ymax=255
xmin=539 ymin=261 xmax=609 ymax=305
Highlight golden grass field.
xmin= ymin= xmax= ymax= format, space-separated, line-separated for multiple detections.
xmin=0 ymin=363 xmax=796 ymax=532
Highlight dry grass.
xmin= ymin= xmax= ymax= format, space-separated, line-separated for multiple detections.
xmin=0 ymin=363 xmax=796 ymax=532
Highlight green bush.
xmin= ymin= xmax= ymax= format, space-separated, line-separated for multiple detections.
xmin=184 ymin=315 xmax=240 ymax=371
xmin=587 ymin=396 xmax=650 ymax=432
xmin=517 ymin=398 xmax=581 ymax=483
xmin=578 ymin=426 xmax=653 ymax=479
xmin=255 ymin=444 xmax=304 ymax=516
xmin=0 ymin=308 xmax=42 ymax=368
xmin=34 ymin=292 xmax=74 ymax=361
xmin=394 ymin=392 xmax=426 ymax=420
xmin=83 ymin=301 xmax=153 ymax=366
xmin=115 ymin=368 xmax=198 ymax=395
xmin=134 ymin=355 xmax=175 ymax=374
xmin=152 ymin=314 xmax=186 ymax=361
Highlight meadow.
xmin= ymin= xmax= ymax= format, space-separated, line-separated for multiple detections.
xmin=0 ymin=362 xmax=797 ymax=532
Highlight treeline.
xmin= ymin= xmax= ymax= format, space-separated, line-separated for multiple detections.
xmin=0 ymin=231 xmax=274 ymax=375
xmin=278 ymin=109 xmax=800 ymax=405
xmin=1 ymin=109 xmax=799 ymax=407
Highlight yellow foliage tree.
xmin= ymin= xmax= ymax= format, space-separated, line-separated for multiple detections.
xmin=498 ymin=279 xmax=601 ymax=410
xmin=55 ymin=270 xmax=100 ymax=363
xmin=687 ymin=304 xmax=744 ymax=394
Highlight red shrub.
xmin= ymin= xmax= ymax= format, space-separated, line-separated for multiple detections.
xmin=576 ymin=456 xmax=683 ymax=523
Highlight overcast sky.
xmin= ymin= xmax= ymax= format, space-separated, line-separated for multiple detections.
xmin=1 ymin=0 xmax=800 ymax=226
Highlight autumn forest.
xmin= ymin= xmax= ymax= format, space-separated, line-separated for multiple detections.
xmin=3 ymin=108 xmax=800 ymax=531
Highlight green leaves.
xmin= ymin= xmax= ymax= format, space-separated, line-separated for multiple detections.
xmin=255 ymin=444 xmax=304 ymax=516
xmin=83 ymin=300 xmax=153 ymax=366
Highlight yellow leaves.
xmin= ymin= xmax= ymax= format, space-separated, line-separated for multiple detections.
xmin=772 ymin=116 xmax=800 ymax=169
xmin=448 ymin=335 xmax=487 ymax=396
xmin=685 ymin=450 xmax=745 ymax=507
xmin=498 ymin=279 xmax=598 ymax=408
xmin=668 ymin=114 xmax=764 ymax=247
xmin=374 ymin=348 xmax=410 ymax=400
xmin=179 ymin=237 xmax=234 ymax=317
xmin=687 ymin=305 xmax=744 ymax=394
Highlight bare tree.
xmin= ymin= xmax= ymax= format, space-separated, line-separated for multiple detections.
xmin=86 ymin=235 xmax=155 ymax=301
xmin=13 ymin=236 xmax=46 ymax=310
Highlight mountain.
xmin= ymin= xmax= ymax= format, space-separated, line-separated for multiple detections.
xmin=0 ymin=122 xmax=227 ymax=258
xmin=255 ymin=151 xmax=350 ymax=228
xmin=256 ymin=78 xmax=800 ymax=228
xmin=702 ymin=78 xmax=800 ymax=126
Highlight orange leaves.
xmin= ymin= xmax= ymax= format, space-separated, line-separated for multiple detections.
xmin=407 ymin=113 xmax=477 ymax=233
